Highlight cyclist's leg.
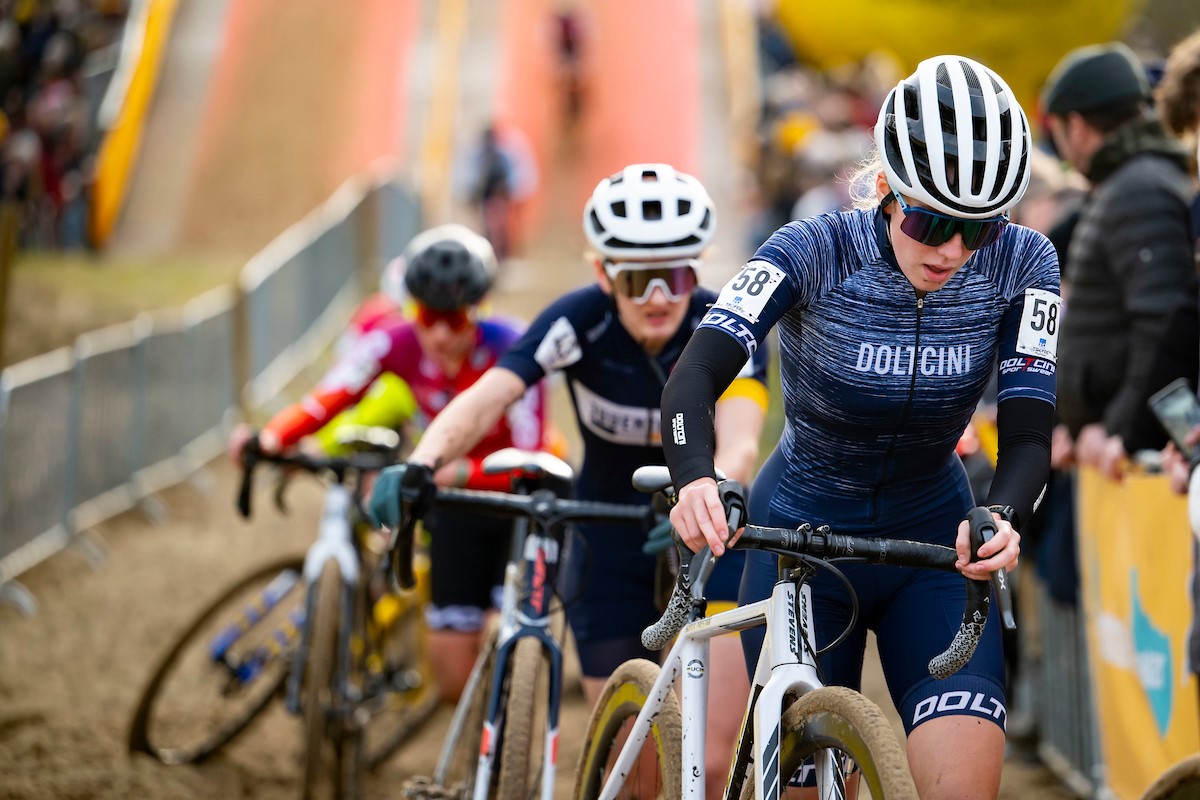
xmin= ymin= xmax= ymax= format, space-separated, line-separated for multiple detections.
xmin=425 ymin=506 xmax=510 ymax=703
xmin=872 ymin=485 xmax=1007 ymax=800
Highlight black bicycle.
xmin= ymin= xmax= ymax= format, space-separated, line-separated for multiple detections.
xmin=389 ymin=448 xmax=656 ymax=800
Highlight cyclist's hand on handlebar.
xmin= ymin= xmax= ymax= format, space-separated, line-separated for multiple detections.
xmin=955 ymin=511 xmax=1020 ymax=579
xmin=669 ymin=477 xmax=736 ymax=556
xmin=368 ymin=462 xmax=435 ymax=530
xmin=229 ymin=423 xmax=264 ymax=465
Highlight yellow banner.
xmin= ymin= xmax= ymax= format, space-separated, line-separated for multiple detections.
xmin=775 ymin=0 xmax=1144 ymax=113
xmin=1077 ymin=468 xmax=1200 ymax=799
xmin=89 ymin=0 xmax=180 ymax=249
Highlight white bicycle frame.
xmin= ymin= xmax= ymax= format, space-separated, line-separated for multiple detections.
xmin=597 ymin=574 xmax=831 ymax=800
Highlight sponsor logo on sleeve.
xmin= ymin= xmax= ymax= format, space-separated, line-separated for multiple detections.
xmin=671 ymin=412 xmax=686 ymax=445
xmin=701 ymin=310 xmax=758 ymax=354
xmin=533 ymin=316 xmax=583 ymax=372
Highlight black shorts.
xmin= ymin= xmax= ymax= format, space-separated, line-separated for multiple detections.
xmin=424 ymin=506 xmax=511 ymax=632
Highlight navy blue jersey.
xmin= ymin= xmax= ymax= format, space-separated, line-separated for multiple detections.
xmin=498 ymin=285 xmax=770 ymax=672
xmin=498 ymin=284 xmax=770 ymax=503
xmin=701 ymin=208 xmax=1059 ymax=531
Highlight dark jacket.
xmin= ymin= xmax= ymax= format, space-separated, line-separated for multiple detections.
xmin=1057 ymin=115 xmax=1196 ymax=448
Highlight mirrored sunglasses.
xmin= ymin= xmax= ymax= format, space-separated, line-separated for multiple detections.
xmin=892 ymin=191 xmax=1008 ymax=250
xmin=603 ymin=259 xmax=699 ymax=304
xmin=414 ymin=303 xmax=474 ymax=331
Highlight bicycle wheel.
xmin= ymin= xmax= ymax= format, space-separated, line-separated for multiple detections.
xmin=737 ymin=686 xmax=918 ymax=800
xmin=128 ymin=556 xmax=304 ymax=765
xmin=1142 ymin=754 xmax=1200 ymax=800
xmin=573 ymin=659 xmax=682 ymax=800
xmin=301 ymin=559 xmax=357 ymax=800
xmin=425 ymin=621 xmax=498 ymax=797
xmin=361 ymin=565 xmax=439 ymax=769
xmin=495 ymin=636 xmax=548 ymax=800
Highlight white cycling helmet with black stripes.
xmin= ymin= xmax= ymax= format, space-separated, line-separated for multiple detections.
xmin=583 ymin=163 xmax=717 ymax=260
xmin=875 ymin=55 xmax=1032 ymax=220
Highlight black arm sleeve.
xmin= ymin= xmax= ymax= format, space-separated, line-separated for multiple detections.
xmin=984 ymin=396 xmax=1054 ymax=530
xmin=661 ymin=328 xmax=752 ymax=489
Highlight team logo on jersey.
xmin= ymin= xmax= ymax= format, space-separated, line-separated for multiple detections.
xmin=570 ymin=380 xmax=660 ymax=446
xmin=999 ymin=356 xmax=1055 ymax=378
xmin=534 ymin=316 xmax=583 ymax=372
xmin=700 ymin=310 xmax=758 ymax=353
xmin=854 ymin=343 xmax=973 ymax=376
xmin=317 ymin=329 xmax=391 ymax=393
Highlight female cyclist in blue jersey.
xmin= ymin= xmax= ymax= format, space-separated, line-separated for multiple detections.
xmin=370 ymin=164 xmax=770 ymax=797
xmin=661 ymin=56 xmax=1057 ymax=800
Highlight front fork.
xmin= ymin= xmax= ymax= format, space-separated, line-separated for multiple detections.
xmin=746 ymin=578 xmax=822 ymax=800
xmin=474 ymin=530 xmax=563 ymax=800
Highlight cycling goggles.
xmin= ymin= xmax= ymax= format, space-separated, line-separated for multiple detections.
xmin=414 ymin=303 xmax=475 ymax=331
xmin=891 ymin=191 xmax=1008 ymax=250
xmin=603 ymin=259 xmax=699 ymax=304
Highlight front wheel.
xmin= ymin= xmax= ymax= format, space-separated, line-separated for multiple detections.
xmin=573 ymin=659 xmax=681 ymax=800
xmin=1142 ymin=754 xmax=1200 ymax=800
xmin=739 ymin=686 xmax=918 ymax=800
xmin=128 ymin=556 xmax=304 ymax=764
xmin=301 ymin=560 xmax=358 ymax=800
xmin=495 ymin=637 xmax=548 ymax=799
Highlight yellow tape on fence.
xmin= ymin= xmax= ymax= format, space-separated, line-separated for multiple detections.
xmin=1076 ymin=467 xmax=1200 ymax=799
xmin=89 ymin=0 xmax=180 ymax=249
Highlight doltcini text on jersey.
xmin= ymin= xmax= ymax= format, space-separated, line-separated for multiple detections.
xmin=854 ymin=344 xmax=973 ymax=376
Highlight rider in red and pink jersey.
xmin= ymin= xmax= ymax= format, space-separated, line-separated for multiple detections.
xmin=237 ymin=224 xmax=549 ymax=702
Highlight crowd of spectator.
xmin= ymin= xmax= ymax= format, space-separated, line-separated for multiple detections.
xmin=0 ymin=0 xmax=128 ymax=250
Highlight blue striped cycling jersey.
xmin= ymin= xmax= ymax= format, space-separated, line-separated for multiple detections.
xmin=701 ymin=207 xmax=1059 ymax=531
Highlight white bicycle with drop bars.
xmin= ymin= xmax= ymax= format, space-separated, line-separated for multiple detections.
xmin=572 ymin=468 xmax=1015 ymax=800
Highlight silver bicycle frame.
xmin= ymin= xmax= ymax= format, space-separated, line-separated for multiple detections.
xmin=301 ymin=484 xmax=360 ymax=587
xmin=597 ymin=576 xmax=826 ymax=800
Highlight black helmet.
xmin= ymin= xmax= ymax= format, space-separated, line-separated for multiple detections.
xmin=398 ymin=224 xmax=496 ymax=310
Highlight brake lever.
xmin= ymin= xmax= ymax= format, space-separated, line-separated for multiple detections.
xmin=236 ymin=442 xmax=260 ymax=518
xmin=965 ymin=506 xmax=1016 ymax=631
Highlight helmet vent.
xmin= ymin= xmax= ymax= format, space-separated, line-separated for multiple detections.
xmin=678 ymin=199 xmax=691 ymax=215
xmin=612 ymin=201 xmax=627 ymax=218
xmin=641 ymin=169 xmax=659 ymax=181
xmin=961 ymin=61 xmax=982 ymax=92
xmin=642 ymin=200 xmax=663 ymax=221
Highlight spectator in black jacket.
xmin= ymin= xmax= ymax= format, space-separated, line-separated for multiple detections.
xmin=1042 ymin=42 xmax=1197 ymax=480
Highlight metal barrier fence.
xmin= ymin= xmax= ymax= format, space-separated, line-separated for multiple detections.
xmin=0 ymin=173 xmax=419 ymax=613
xmin=1038 ymin=590 xmax=1108 ymax=798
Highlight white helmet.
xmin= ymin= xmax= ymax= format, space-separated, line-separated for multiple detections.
xmin=583 ymin=163 xmax=716 ymax=259
xmin=875 ymin=55 xmax=1032 ymax=219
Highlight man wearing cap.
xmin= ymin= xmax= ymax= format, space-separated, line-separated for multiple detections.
xmin=1042 ymin=42 xmax=1196 ymax=479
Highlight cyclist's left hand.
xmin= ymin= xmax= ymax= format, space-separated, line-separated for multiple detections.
xmin=955 ymin=512 xmax=1020 ymax=578
xmin=670 ymin=477 xmax=737 ymax=556
xmin=368 ymin=462 xmax=435 ymax=530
